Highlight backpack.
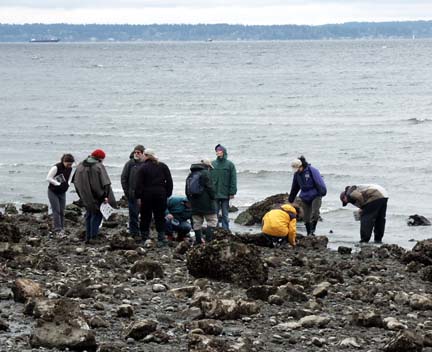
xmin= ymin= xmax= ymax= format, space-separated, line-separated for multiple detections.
xmin=186 ymin=171 xmax=204 ymax=198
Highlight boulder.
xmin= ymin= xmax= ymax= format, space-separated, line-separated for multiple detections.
xmin=12 ymin=278 xmax=44 ymax=302
xmin=338 ymin=246 xmax=352 ymax=255
xmin=402 ymin=239 xmax=432 ymax=265
xmin=110 ymin=232 xmax=138 ymax=250
xmin=187 ymin=319 xmax=224 ymax=336
xmin=296 ymin=235 xmax=329 ymax=250
xmin=0 ymin=222 xmax=21 ymax=242
xmin=21 ymin=203 xmax=48 ymax=213
xmin=408 ymin=214 xmax=431 ymax=226
xmin=186 ymin=240 xmax=268 ymax=288
xmin=117 ymin=304 xmax=134 ymax=318
xmin=125 ymin=320 xmax=158 ymax=340
xmin=383 ymin=330 xmax=423 ymax=352
xmin=352 ymin=310 xmax=384 ymax=328
xmin=276 ymin=283 xmax=308 ymax=302
xmin=2 ymin=203 xmax=18 ymax=214
xmin=131 ymin=260 xmax=164 ymax=279
xmin=409 ymin=294 xmax=432 ymax=310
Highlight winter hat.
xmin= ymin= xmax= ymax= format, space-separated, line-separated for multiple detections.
xmin=291 ymin=159 xmax=302 ymax=172
xmin=134 ymin=145 xmax=145 ymax=153
xmin=144 ymin=148 xmax=158 ymax=159
xmin=91 ymin=149 xmax=106 ymax=160
xmin=215 ymin=144 xmax=224 ymax=152
xmin=201 ymin=159 xmax=214 ymax=169
xmin=340 ymin=191 xmax=348 ymax=206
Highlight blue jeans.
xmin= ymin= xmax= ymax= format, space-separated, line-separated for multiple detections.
xmin=128 ymin=198 xmax=140 ymax=235
xmin=216 ymin=199 xmax=230 ymax=230
xmin=165 ymin=219 xmax=192 ymax=237
xmin=85 ymin=210 xmax=103 ymax=241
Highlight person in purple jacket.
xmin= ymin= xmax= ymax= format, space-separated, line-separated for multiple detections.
xmin=288 ymin=156 xmax=327 ymax=236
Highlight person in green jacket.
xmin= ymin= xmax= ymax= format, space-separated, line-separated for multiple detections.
xmin=186 ymin=159 xmax=217 ymax=245
xmin=211 ymin=144 xmax=237 ymax=231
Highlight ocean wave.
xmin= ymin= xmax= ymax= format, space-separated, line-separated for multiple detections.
xmin=406 ymin=117 xmax=432 ymax=125
xmin=237 ymin=169 xmax=289 ymax=176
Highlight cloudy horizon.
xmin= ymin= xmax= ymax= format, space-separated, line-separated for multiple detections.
xmin=1 ymin=1 xmax=431 ymax=25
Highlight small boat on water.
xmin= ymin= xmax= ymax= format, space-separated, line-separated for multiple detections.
xmin=29 ymin=38 xmax=60 ymax=43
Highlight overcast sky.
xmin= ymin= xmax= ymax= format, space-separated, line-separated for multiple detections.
xmin=1 ymin=0 xmax=431 ymax=25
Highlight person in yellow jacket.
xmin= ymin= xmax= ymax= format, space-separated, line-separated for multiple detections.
xmin=262 ymin=203 xmax=297 ymax=247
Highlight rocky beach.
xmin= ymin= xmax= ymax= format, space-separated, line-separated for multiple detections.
xmin=1 ymin=199 xmax=432 ymax=352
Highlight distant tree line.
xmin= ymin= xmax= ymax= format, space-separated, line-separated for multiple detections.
xmin=0 ymin=21 xmax=431 ymax=42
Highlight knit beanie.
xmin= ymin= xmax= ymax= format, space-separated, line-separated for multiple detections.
xmin=91 ymin=149 xmax=106 ymax=160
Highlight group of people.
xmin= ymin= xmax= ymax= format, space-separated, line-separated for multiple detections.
xmin=46 ymin=147 xmax=388 ymax=247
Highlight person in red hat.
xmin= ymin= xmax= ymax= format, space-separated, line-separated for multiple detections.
xmin=73 ymin=149 xmax=116 ymax=244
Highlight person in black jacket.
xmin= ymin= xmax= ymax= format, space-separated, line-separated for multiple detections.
xmin=135 ymin=148 xmax=173 ymax=246
xmin=121 ymin=145 xmax=144 ymax=236
xmin=46 ymin=153 xmax=75 ymax=235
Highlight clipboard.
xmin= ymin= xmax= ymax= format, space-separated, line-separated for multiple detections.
xmin=100 ymin=202 xmax=115 ymax=220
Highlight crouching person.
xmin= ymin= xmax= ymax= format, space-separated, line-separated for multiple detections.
xmin=261 ymin=204 xmax=297 ymax=247
xmin=165 ymin=196 xmax=192 ymax=241
xmin=186 ymin=160 xmax=217 ymax=245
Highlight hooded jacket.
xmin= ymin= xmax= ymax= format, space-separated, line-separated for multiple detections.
xmin=166 ymin=196 xmax=192 ymax=222
xmin=288 ymin=164 xmax=327 ymax=203
xmin=186 ymin=163 xmax=216 ymax=215
xmin=121 ymin=154 xmax=143 ymax=199
xmin=211 ymin=144 xmax=237 ymax=199
xmin=262 ymin=204 xmax=297 ymax=246
xmin=343 ymin=184 xmax=388 ymax=208
xmin=73 ymin=156 xmax=117 ymax=212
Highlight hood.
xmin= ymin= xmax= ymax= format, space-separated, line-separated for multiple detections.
xmin=190 ymin=163 xmax=206 ymax=172
xmin=281 ymin=203 xmax=297 ymax=215
xmin=215 ymin=144 xmax=228 ymax=160
xmin=83 ymin=156 xmax=99 ymax=167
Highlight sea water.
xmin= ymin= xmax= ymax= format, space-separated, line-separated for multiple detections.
xmin=1 ymin=40 xmax=432 ymax=249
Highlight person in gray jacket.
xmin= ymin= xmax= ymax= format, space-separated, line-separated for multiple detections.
xmin=121 ymin=145 xmax=145 ymax=236
xmin=340 ymin=184 xmax=388 ymax=244
xmin=73 ymin=149 xmax=116 ymax=243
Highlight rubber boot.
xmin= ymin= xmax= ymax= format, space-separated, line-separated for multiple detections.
xmin=157 ymin=232 xmax=168 ymax=247
xmin=205 ymin=227 xmax=214 ymax=243
xmin=194 ymin=230 xmax=203 ymax=246
xmin=310 ymin=220 xmax=317 ymax=236
xmin=305 ymin=222 xmax=312 ymax=236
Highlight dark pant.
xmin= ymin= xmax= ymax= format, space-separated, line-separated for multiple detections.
xmin=128 ymin=197 xmax=140 ymax=235
xmin=85 ymin=210 xmax=103 ymax=241
xmin=47 ymin=189 xmax=66 ymax=232
xmin=139 ymin=193 xmax=167 ymax=236
xmin=165 ymin=219 xmax=192 ymax=237
xmin=216 ymin=198 xmax=230 ymax=230
xmin=360 ymin=198 xmax=388 ymax=242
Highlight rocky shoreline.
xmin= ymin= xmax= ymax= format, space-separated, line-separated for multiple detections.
xmin=1 ymin=202 xmax=432 ymax=351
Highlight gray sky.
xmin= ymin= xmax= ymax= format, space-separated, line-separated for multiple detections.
xmin=1 ymin=0 xmax=431 ymax=25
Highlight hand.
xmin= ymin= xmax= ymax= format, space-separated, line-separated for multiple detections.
xmin=166 ymin=214 xmax=174 ymax=221
xmin=104 ymin=197 xmax=108 ymax=203
xmin=229 ymin=195 xmax=235 ymax=200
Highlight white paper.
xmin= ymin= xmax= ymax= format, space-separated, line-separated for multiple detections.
xmin=100 ymin=202 xmax=115 ymax=220
xmin=54 ymin=174 xmax=66 ymax=184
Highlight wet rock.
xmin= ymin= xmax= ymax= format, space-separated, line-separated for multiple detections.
xmin=201 ymin=298 xmax=260 ymax=320
xmin=21 ymin=203 xmax=48 ymax=213
xmin=420 ymin=266 xmax=432 ymax=282
xmin=338 ymin=246 xmax=352 ymax=255
xmin=97 ymin=342 xmax=126 ymax=352
xmin=12 ymin=278 xmax=44 ymax=303
xmin=268 ymin=294 xmax=284 ymax=305
xmin=2 ymin=203 xmax=18 ymax=214
xmin=410 ymin=294 xmax=432 ymax=310
xmin=0 ymin=222 xmax=21 ymax=242
xmin=339 ymin=337 xmax=361 ymax=348
xmin=89 ymin=315 xmax=110 ymax=328
xmin=110 ymin=232 xmax=138 ymax=250
xmin=117 ymin=304 xmax=134 ymax=318
xmin=352 ymin=310 xmax=384 ymax=328
xmin=152 ymin=283 xmax=167 ymax=292
xmin=312 ymin=281 xmax=331 ymax=298
xmin=276 ymin=283 xmax=308 ymax=302
xmin=275 ymin=321 xmax=302 ymax=331
xmin=383 ymin=330 xmax=423 ymax=352
xmin=170 ymin=286 xmax=199 ymax=299
xmin=187 ymin=319 xmax=224 ymax=335
xmin=297 ymin=235 xmax=329 ymax=250
xmin=0 ymin=242 xmax=24 ymax=259
xmin=64 ymin=278 xmax=94 ymax=299
xmin=384 ymin=317 xmax=408 ymax=330
xmin=299 ymin=315 xmax=330 ymax=328
xmin=408 ymin=214 xmax=431 ymax=226
xmin=186 ymin=240 xmax=268 ymax=288
xmin=245 ymin=285 xmax=277 ymax=301
xmin=130 ymin=260 xmax=164 ymax=279
xmin=175 ymin=240 xmax=192 ymax=255
xmin=0 ymin=318 xmax=9 ymax=331
xmin=402 ymin=239 xmax=432 ymax=265
xmin=0 ymin=288 xmax=13 ymax=300
xmin=235 ymin=193 xmax=290 ymax=226
xmin=125 ymin=320 xmax=158 ymax=340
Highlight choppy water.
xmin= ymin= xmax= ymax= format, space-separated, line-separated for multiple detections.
xmin=1 ymin=40 xmax=432 ymax=248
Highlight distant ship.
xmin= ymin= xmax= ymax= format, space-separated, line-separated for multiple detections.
xmin=29 ymin=38 xmax=60 ymax=43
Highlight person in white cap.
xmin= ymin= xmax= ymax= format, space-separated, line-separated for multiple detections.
xmin=288 ymin=155 xmax=327 ymax=236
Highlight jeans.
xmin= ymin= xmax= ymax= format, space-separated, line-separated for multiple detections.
xmin=85 ymin=210 xmax=103 ymax=241
xmin=128 ymin=198 xmax=140 ymax=235
xmin=216 ymin=198 xmax=230 ymax=230
xmin=47 ymin=189 xmax=66 ymax=232
xmin=165 ymin=218 xmax=192 ymax=236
